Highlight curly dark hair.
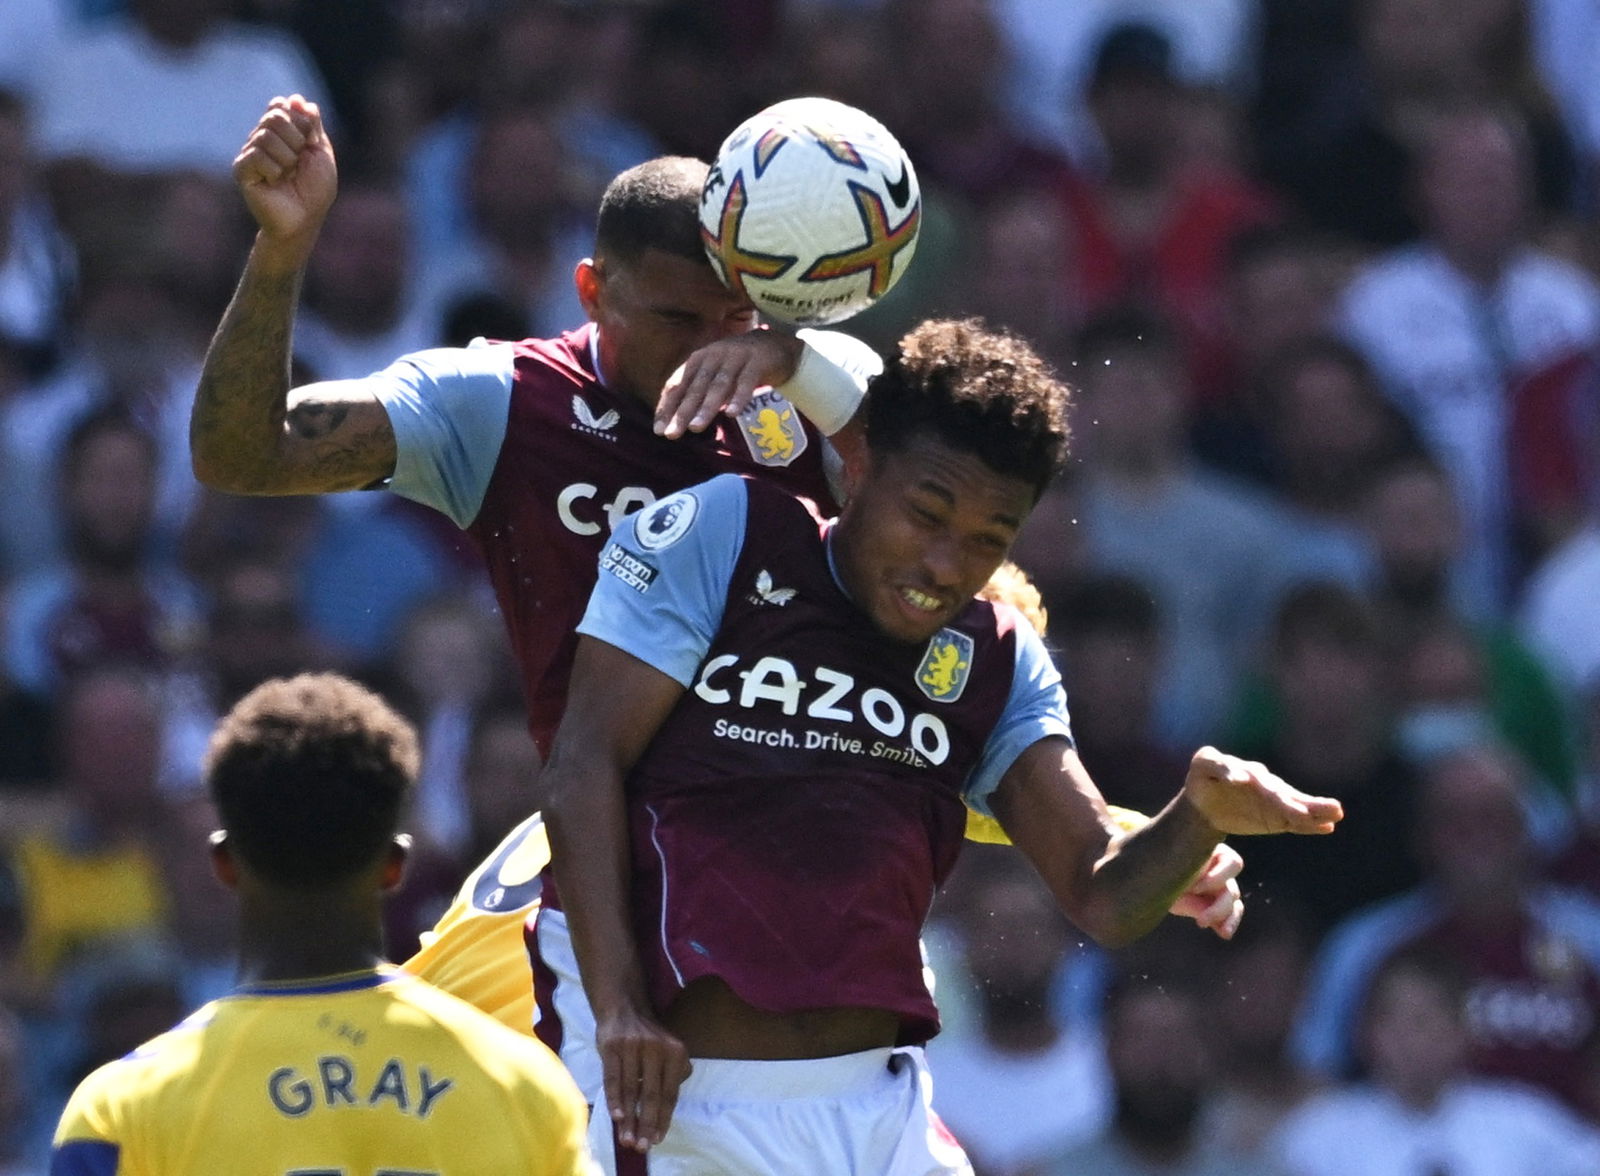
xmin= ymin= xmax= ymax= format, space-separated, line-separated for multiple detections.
xmin=205 ymin=673 xmax=420 ymax=888
xmin=595 ymin=156 xmax=711 ymax=266
xmin=865 ymin=318 xmax=1072 ymax=497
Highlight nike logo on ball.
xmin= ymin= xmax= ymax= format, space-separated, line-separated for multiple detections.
xmin=885 ymin=162 xmax=912 ymax=209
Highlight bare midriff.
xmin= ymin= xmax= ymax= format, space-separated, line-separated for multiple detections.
xmin=663 ymin=976 xmax=900 ymax=1060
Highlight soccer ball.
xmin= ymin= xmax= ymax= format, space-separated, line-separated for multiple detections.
xmin=699 ymin=97 xmax=921 ymax=327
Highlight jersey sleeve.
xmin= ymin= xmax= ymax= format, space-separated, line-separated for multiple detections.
xmin=354 ymin=340 xmax=516 ymax=528
xmin=575 ymin=474 xmax=747 ymax=687
xmin=962 ymin=619 xmax=1074 ymax=815
xmin=51 ymin=1067 xmax=123 ymax=1175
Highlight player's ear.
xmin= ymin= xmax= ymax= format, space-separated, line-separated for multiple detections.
xmin=209 ymin=829 xmax=240 ymax=891
xmin=380 ymin=833 xmax=411 ymax=894
xmin=575 ymin=258 xmax=604 ymax=318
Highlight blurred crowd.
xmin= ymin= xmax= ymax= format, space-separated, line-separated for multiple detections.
xmin=0 ymin=0 xmax=1598 ymax=1172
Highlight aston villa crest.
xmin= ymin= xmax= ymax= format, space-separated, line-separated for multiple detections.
xmin=917 ymin=628 xmax=973 ymax=703
xmin=736 ymin=390 xmax=808 ymax=467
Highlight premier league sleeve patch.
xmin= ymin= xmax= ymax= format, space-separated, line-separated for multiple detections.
xmin=917 ymin=628 xmax=974 ymax=703
xmin=736 ymin=391 xmax=809 ymax=467
xmin=634 ymin=490 xmax=699 ymax=551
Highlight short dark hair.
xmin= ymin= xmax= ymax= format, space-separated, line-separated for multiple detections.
xmin=205 ymin=673 xmax=420 ymax=888
xmin=866 ymin=318 xmax=1071 ymax=497
xmin=595 ymin=156 xmax=710 ymax=266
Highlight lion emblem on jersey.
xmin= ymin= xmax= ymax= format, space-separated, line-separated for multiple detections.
xmin=917 ymin=628 xmax=974 ymax=703
xmin=736 ymin=391 xmax=808 ymax=467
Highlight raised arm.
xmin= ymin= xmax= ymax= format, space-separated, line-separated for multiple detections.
xmin=191 ymin=95 xmax=397 ymax=495
xmin=992 ymin=742 xmax=1342 ymax=949
xmin=539 ymin=637 xmax=691 ymax=1154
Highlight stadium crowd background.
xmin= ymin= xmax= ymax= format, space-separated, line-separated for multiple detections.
xmin=0 ymin=0 xmax=1599 ymax=1172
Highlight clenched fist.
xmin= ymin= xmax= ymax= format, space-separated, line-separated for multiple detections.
xmin=233 ymin=94 xmax=337 ymax=254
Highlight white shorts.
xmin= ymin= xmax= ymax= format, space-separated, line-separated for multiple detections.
xmin=532 ymin=907 xmax=605 ymax=1103
xmin=588 ymin=1047 xmax=972 ymax=1176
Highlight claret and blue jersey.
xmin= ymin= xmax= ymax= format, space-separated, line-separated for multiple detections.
xmin=576 ymin=473 xmax=1074 ymax=1040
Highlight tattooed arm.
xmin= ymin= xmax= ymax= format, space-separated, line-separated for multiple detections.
xmin=191 ymin=95 xmax=397 ymax=496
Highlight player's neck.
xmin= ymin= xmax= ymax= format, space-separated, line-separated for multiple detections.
xmin=234 ymin=893 xmax=389 ymax=985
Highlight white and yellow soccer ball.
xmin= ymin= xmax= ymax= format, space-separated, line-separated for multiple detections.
xmin=699 ymin=96 xmax=921 ymax=327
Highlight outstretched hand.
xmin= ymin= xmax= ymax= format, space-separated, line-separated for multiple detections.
xmin=232 ymin=94 xmax=337 ymax=249
xmin=1113 ymin=807 xmax=1246 ymax=939
xmin=655 ymin=329 xmax=804 ymax=438
xmin=597 ymin=1004 xmax=693 ymax=1153
xmin=1182 ymin=747 xmax=1343 ymax=837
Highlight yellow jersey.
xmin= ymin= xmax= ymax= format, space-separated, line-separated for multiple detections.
xmin=52 ymin=965 xmax=596 ymax=1176
xmin=403 ymin=813 xmax=550 ymax=1034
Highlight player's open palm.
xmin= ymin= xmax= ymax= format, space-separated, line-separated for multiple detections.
xmin=1182 ymin=746 xmax=1343 ymax=837
xmin=597 ymin=1005 xmax=692 ymax=1152
xmin=233 ymin=94 xmax=337 ymax=245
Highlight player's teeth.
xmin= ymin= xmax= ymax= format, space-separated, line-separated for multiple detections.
xmin=902 ymin=588 xmax=940 ymax=611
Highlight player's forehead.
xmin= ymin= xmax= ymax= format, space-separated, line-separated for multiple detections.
xmin=615 ymin=247 xmax=748 ymax=315
xmin=876 ymin=434 xmax=1034 ymax=530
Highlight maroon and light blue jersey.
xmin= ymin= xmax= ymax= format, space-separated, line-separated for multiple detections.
xmin=576 ymin=474 xmax=1073 ymax=1041
xmin=367 ymin=324 xmax=861 ymax=752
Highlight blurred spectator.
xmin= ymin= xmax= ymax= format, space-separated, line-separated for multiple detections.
xmin=1520 ymin=518 xmax=1600 ymax=697
xmin=35 ymin=0 xmax=329 ymax=249
xmin=1393 ymin=609 xmax=1578 ymax=824
xmin=1041 ymin=973 xmax=1277 ymax=1176
xmin=1228 ymin=584 xmax=1424 ymax=934
xmin=928 ymin=855 xmax=1111 ymax=1175
xmin=954 ymin=186 xmax=1080 ymax=370
xmin=293 ymin=180 xmax=450 ymax=381
xmin=1529 ymin=0 xmax=1600 ymax=174
xmin=1506 ymin=345 xmax=1600 ymax=554
xmin=199 ymin=551 xmax=333 ymax=711
xmin=0 ymin=90 xmax=74 ymax=382
xmin=625 ymin=3 xmax=752 ymax=162
xmin=383 ymin=592 xmax=507 ymax=860
xmin=1339 ymin=107 xmax=1600 ymax=614
xmin=1275 ymin=948 xmax=1600 ymax=1176
xmin=1049 ymin=574 xmax=1187 ymax=817
xmin=447 ymin=102 xmax=590 ymax=338
xmin=994 ymin=0 xmax=1257 ymax=159
xmin=1250 ymin=338 xmax=1416 ymax=525
xmin=1364 ymin=456 xmax=1581 ymax=801
xmin=1294 ymin=742 xmax=1600 ymax=1118
xmin=0 ymin=667 xmax=172 ymax=1012
xmin=460 ymin=704 xmax=542 ymax=865
xmin=1263 ymin=0 xmax=1580 ymax=247
xmin=1061 ymin=23 xmax=1279 ymax=391
xmin=0 ymin=591 xmax=53 ymax=793
xmin=148 ymin=171 xmax=249 ymax=332
xmin=54 ymin=937 xmax=187 ymax=1093
xmin=1200 ymin=227 xmax=1361 ymax=481
xmin=0 ymin=0 xmax=71 ymax=102
xmin=1199 ymin=902 xmax=1320 ymax=1161
xmin=3 ymin=410 xmax=202 ymax=700
xmin=1068 ymin=308 xmax=1366 ymax=748
xmin=401 ymin=2 xmax=659 ymax=272
xmin=1203 ymin=226 xmax=1351 ymax=424
xmin=883 ymin=0 xmax=1073 ymax=209
xmin=0 ymin=1001 xmax=39 ymax=1174
xmin=1 ymin=248 xmax=210 ymax=572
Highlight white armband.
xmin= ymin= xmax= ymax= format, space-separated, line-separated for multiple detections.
xmin=776 ymin=329 xmax=881 ymax=436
